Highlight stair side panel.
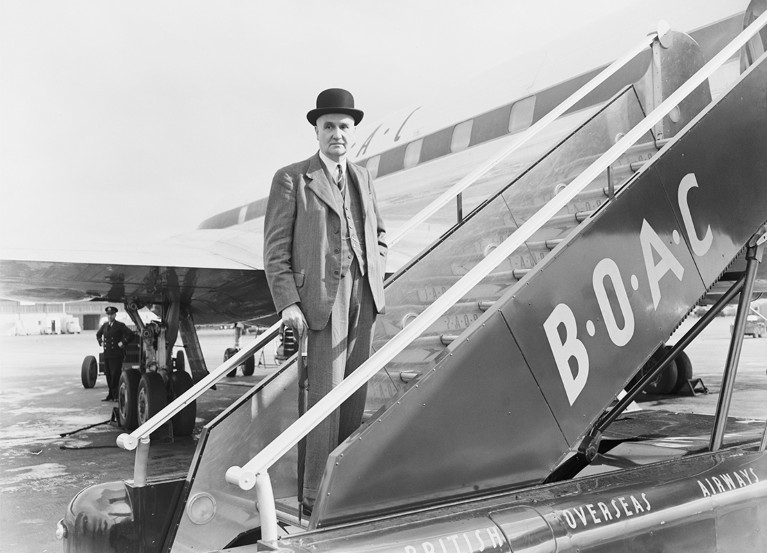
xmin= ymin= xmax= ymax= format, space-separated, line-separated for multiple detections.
xmin=655 ymin=54 xmax=767 ymax=285
xmin=501 ymin=160 xmax=707 ymax=443
xmin=316 ymin=312 xmax=568 ymax=526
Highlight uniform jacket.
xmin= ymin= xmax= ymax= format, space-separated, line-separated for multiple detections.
xmin=264 ymin=153 xmax=387 ymax=331
xmin=96 ymin=320 xmax=133 ymax=359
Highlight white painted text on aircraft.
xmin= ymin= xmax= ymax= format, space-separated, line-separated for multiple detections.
xmin=697 ymin=468 xmax=760 ymax=497
xmin=560 ymin=493 xmax=652 ymax=530
xmin=543 ymin=172 xmax=709 ymax=405
xmin=402 ymin=525 xmax=506 ymax=553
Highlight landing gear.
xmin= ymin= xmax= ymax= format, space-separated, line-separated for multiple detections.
xmin=242 ymin=355 xmax=255 ymax=376
xmin=631 ymin=345 xmax=691 ymax=396
xmin=224 ymin=323 xmax=256 ymax=377
xmin=645 ymin=360 xmax=678 ymax=395
xmin=118 ymin=369 xmax=141 ymax=430
xmin=81 ymin=355 xmax=98 ymax=389
xmin=224 ymin=347 xmax=238 ymax=377
xmin=644 ymin=346 xmax=679 ymax=395
xmin=170 ymin=371 xmax=196 ymax=436
xmin=99 ymin=299 xmax=210 ymax=437
xmin=137 ymin=372 xmax=167 ymax=428
xmin=223 ymin=348 xmax=255 ymax=377
xmin=672 ymin=351 xmax=694 ymax=394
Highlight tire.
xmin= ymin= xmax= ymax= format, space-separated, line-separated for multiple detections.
xmin=174 ymin=350 xmax=185 ymax=372
xmin=645 ymin=359 xmax=678 ymax=395
xmin=672 ymin=351 xmax=694 ymax=394
xmin=81 ymin=355 xmax=98 ymax=389
xmin=636 ymin=346 xmax=679 ymax=395
xmin=224 ymin=348 xmax=238 ymax=377
xmin=137 ymin=372 xmax=168 ymax=428
xmin=242 ymin=355 xmax=255 ymax=376
xmin=169 ymin=371 xmax=196 ymax=437
xmin=118 ymin=369 xmax=141 ymax=431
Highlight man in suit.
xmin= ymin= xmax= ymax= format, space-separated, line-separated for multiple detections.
xmin=95 ymin=306 xmax=133 ymax=401
xmin=264 ymin=88 xmax=387 ymax=514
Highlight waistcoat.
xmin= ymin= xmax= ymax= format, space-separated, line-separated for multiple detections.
xmin=340 ymin=169 xmax=367 ymax=277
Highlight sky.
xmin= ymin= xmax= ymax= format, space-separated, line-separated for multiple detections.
xmin=0 ymin=0 xmax=730 ymax=250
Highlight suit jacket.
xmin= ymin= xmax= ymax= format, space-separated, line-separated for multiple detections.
xmin=96 ymin=320 xmax=133 ymax=359
xmin=264 ymin=153 xmax=387 ymax=330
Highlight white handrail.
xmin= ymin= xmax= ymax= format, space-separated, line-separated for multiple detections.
xmin=226 ymin=10 xmax=767 ymax=491
xmin=116 ymin=320 xmax=282 ymax=451
xmin=387 ymin=23 xmax=667 ymax=247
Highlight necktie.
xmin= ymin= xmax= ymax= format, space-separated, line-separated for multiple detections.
xmin=335 ymin=164 xmax=344 ymax=191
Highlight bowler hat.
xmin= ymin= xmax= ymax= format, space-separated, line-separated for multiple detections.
xmin=307 ymin=88 xmax=364 ymax=126
xmin=105 ymin=306 xmax=118 ymax=314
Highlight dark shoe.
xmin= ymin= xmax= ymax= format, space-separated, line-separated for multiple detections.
xmin=301 ymin=497 xmax=315 ymax=517
xmin=102 ymin=395 xmax=114 ymax=402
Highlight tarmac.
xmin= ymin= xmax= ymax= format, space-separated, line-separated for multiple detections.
xmin=0 ymin=327 xmax=277 ymax=553
xmin=0 ymin=319 xmax=764 ymax=553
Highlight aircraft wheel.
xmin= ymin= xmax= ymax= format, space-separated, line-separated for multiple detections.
xmin=224 ymin=348 xmax=238 ymax=377
xmin=170 ymin=371 xmax=196 ymax=437
xmin=672 ymin=351 xmax=693 ymax=394
xmin=645 ymin=359 xmax=678 ymax=395
xmin=137 ymin=372 xmax=168 ymax=428
xmin=242 ymin=355 xmax=255 ymax=376
xmin=81 ymin=355 xmax=98 ymax=389
xmin=174 ymin=350 xmax=185 ymax=372
xmin=118 ymin=369 xmax=141 ymax=431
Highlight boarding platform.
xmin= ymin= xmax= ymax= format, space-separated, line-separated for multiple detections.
xmin=91 ymin=21 xmax=767 ymax=553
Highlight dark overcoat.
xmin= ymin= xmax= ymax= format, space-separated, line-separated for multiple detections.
xmin=96 ymin=320 xmax=133 ymax=359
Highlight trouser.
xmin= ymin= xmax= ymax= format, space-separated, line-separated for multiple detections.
xmin=303 ymin=259 xmax=377 ymax=501
xmin=104 ymin=357 xmax=123 ymax=398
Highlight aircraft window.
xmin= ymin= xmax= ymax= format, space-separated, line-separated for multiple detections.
xmin=509 ymin=96 xmax=536 ymax=134
xmin=366 ymin=156 xmax=380 ymax=179
xmin=450 ymin=120 xmax=473 ymax=153
xmin=403 ymin=139 xmax=423 ymax=169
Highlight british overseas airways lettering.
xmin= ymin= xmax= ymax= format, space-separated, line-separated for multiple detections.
xmin=697 ymin=468 xmax=760 ymax=497
xmin=544 ymin=173 xmax=712 ymax=405
xmin=402 ymin=525 xmax=505 ymax=553
xmin=560 ymin=493 xmax=652 ymax=530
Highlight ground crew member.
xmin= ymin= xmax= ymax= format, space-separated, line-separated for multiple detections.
xmin=95 ymin=306 xmax=133 ymax=401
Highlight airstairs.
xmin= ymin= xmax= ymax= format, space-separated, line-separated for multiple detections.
xmin=108 ymin=18 xmax=767 ymax=553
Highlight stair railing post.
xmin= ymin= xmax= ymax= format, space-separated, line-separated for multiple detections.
xmin=133 ymin=437 xmax=151 ymax=487
xmin=255 ymin=471 xmax=278 ymax=543
xmin=710 ymin=233 xmax=765 ymax=451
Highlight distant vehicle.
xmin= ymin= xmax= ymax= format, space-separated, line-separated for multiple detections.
xmin=64 ymin=316 xmax=81 ymax=334
xmin=732 ymin=314 xmax=767 ymax=337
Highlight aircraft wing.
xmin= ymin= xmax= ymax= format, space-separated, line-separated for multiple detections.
xmin=0 ymin=227 xmax=278 ymax=325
